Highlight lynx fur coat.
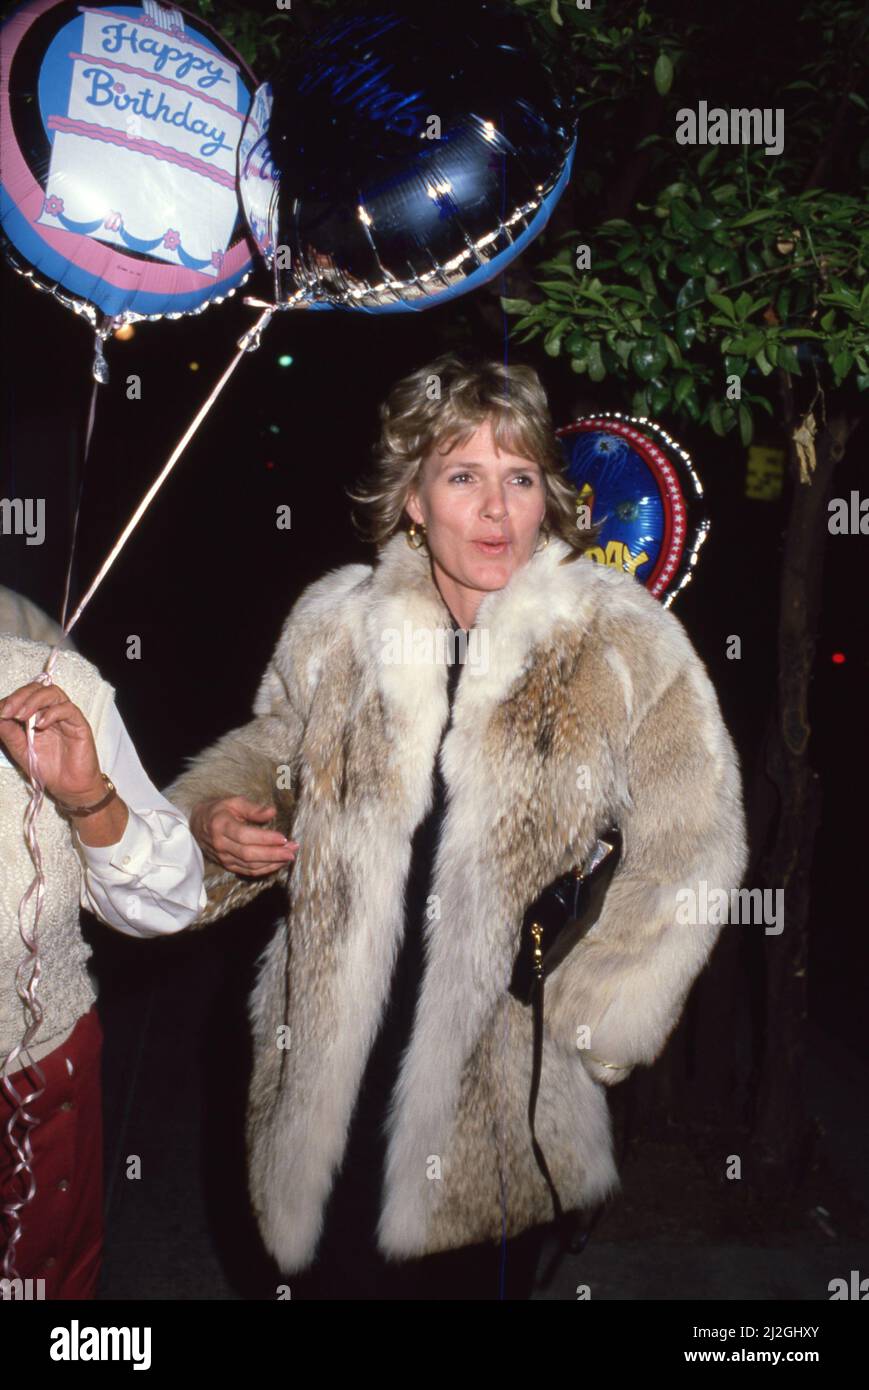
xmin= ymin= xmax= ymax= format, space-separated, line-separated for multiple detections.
xmin=165 ymin=530 xmax=748 ymax=1274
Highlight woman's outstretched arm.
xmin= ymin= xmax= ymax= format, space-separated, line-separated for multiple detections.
xmin=163 ymin=642 xmax=307 ymax=928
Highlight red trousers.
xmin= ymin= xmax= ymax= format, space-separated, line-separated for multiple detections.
xmin=0 ymin=1006 xmax=103 ymax=1299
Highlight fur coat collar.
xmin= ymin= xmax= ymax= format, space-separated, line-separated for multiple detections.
xmin=166 ymin=531 xmax=748 ymax=1273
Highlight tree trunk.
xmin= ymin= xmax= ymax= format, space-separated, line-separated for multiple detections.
xmin=750 ymin=397 xmax=858 ymax=1190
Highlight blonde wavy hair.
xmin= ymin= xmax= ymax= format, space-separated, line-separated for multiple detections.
xmin=346 ymin=352 xmax=602 ymax=563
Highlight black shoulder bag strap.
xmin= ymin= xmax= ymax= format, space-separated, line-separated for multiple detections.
xmin=511 ymin=827 xmax=623 ymax=1257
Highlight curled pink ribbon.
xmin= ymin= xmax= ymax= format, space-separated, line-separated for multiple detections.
xmin=1 ymin=665 xmax=58 ymax=1279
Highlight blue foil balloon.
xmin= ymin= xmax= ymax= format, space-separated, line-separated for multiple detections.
xmin=238 ymin=1 xmax=577 ymax=314
xmin=557 ymin=415 xmax=710 ymax=607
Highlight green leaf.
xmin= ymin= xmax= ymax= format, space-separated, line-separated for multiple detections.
xmin=577 ymin=285 xmax=610 ymax=308
xmin=828 ymin=278 xmax=858 ymax=303
xmin=669 ymin=200 xmax=695 ymax=237
xmin=738 ymin=404 xmax=753 ymax=447
xmin=608 ymin=284 xmax=648 ymax=303
xmin=755 ymin=347 xmax=773 ymax=376
xmin=654 ymin=52 xmax=674 ymax=96
xmin=663 ymin=335 xmax=683 ymax=367
xmin=511 ymin=310 xmax=546 ymax=334
xmin=674 ymin=374 xmax=694 ymax=406
xmin=632 ymin=341 xmax=669 ymax=380
xmin=611 ymin=338 xmax=633 ymax=369
xmin=819 ymin=292 xmax=860 ymax=309
xmin=779 ymin=345 xmax=801 ymax=375
xmin=731 ymin=208 xmax=781 ymax=227
xmin=537 ymin=281 xmax=576 ymax=296
xmin=832 ymin=350 xmax=854 ymax=380
xmin=709 ymin=402 xmax=727 ymax=436
xmin=675 ymin=313 xmax=697 ymax=351
xmin=677 ymin=278 xmax=703 ymax=310
xmin=727 ymin=332 xmax=765 ymax=355
xmin=544 ymin=319 xmax=570 ymax=356
xmin=697 ymin=148 xmax=718 ymax=177
xmin=709 ymin=293 xmax=737 ymax=319
xmin=820 ymin=310 xmax=836 ymax=332
xmin=705 ymin=248 xmax=732 ymax=276
xmin=500 ymin=298 xmax=533 ymax=315
xmin=683 ymin=385 xmax=702 ymax=423
xmin=724 ymin=355 xmax=748 ymax=378
xmin=587 ymin=341 xmax=607 ymax=383
xmin=565 ymin=330 xmax=591 ymax=356
xmin=676 ymin=251 xmax=708 ymax=276
xmin=694 ymin=208 xmax=723 ymax=230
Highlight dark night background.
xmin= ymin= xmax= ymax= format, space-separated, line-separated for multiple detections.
xmin=1 ymin=0 xmax=867 ymax=1303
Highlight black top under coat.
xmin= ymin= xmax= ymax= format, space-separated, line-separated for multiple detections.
xmin=311 ymin=611 xmax=467 ymax=1281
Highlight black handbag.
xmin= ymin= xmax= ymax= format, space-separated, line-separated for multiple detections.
xmin=508 ymin=825 xmax=623 ymax=1255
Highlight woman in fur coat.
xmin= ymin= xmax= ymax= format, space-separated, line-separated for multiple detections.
xmin=165 ymin=353 xmax=748 ymax=1301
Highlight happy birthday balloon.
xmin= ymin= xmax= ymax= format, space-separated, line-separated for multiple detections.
xmin=0 ymin=0 xmax=256 ymax=330
xmin=238 ymin=0 xmax=577 ymax=314
xmin=557 ymin=414 xmax=710 ymax=606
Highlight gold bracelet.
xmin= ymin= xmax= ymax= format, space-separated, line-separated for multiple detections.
xmin=54 ymin=773 xmax=117 ymax=818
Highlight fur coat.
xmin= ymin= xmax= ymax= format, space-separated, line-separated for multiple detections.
xmin=165 ymin=530 xmax=748 ymax=1274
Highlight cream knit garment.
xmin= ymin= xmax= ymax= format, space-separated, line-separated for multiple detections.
xmin=0 ymin=587 xmax=77 ymax=651
xmin=1 ymin=635 xmax=115 ymax=1069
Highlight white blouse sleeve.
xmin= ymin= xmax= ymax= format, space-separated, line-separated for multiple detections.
xmin=73 ymin=695 xmax=207 ymax=937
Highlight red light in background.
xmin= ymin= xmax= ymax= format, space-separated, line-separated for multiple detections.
xmin=831 ymin=652 xmax=846 ymax=664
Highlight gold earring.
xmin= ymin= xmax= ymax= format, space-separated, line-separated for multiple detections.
xmin=407 ymin=521 xmax=426 ymax=550
xmin=535 ymin=526 xmax=550 ymax=552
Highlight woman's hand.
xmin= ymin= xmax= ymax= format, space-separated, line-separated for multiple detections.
xmin=0 ymin=680 xmax=105 ymax=805
xmin=190 ymin=795 xmax=299 ymax=877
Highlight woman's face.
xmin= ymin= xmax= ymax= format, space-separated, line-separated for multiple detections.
xmin=405 ymin=417 xmax=547 ymax=624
